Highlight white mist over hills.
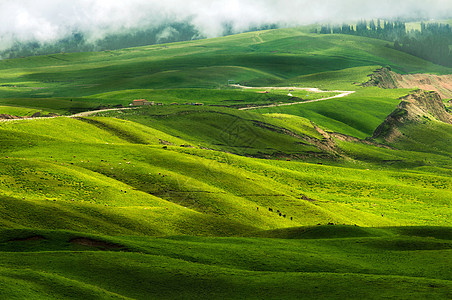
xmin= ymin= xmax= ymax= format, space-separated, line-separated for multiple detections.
xmin=0 ymin=0 xmax=451 ymax=51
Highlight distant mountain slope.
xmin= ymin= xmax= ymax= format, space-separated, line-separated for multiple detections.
xmin=0 ymin=28 xmax=451 ymax=102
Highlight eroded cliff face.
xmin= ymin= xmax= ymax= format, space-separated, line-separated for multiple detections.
xmin=363 ymin=68 xmax=452 ymax=99
xmin=0 ymin=114 xmax=22 ymax=120
xmin=372 ymin=90 xmax=452 ymax=142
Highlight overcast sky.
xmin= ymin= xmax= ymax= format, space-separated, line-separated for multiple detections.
xmin=0 ymin=0 xmax=450 ymax=49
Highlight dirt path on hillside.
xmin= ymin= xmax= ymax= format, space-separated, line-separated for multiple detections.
xmin=0 ymin=86 xmax=355 ymax=121
xmin=0 ymin=115 xmax=56 ymax=123
xmin=253 ymin=33 xmax=264 ymax=43
xmin=231 ymin=85 xmax=355 ymax=110
xmin=71 ymin=107 xmax=136 ymax=117
xmin=0 ymin=107 xmax=136 ymax=123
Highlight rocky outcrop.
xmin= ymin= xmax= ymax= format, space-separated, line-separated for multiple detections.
xmin=362 ymin=67 xmax=400 ymax=89
xmin=373 ymin=90 xmax=452 ymax=142
xmin=0 ymin=113 xmax=59 ymax=120
xmin=0 ymin=114 xmax=22 ymax=120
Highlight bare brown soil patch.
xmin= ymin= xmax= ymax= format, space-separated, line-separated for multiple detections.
xmin=0 ymin=114 xmax=22 ymax=120
xmin=364 ymin=68 xmax=452 ymax=99
xmin=70 ymin=237 xmax=126 ymax=250
xmin=395 ymin=74 xmax=452 ymax=99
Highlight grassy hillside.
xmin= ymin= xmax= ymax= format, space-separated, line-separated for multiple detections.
xmin=0 ymin=27 xmax=451 ymax=299
xmin=1 ymin=111 xmax=450 ymax=237
xmin=87 ymin=88 xmax=339 ymax=108
xmin=254 ymin=88 xmax=411 ymax=138
xmin=392 ymin=120 xmax=452 ymax=155
xmin=2 ymin=27 xmax=447 ymax=141
xmin=0 ymin=27 xmax=451 ymax=114
xmin=0 ymin=227 xmax=450 ymax=299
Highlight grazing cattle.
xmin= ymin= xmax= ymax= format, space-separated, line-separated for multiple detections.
xmin=257 ymin=207 xmax=259 ymax=211
xmin=283 ymin=215 xmax=286 ymax=218
xmin=269 ymin=208 xmax=273 ymax=212
xmin=290 ymin=217 xmax=293 ymax=221
xmin=279 ymin=213 xmax=282 ymax=216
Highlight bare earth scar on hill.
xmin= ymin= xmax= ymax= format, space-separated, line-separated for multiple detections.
xmin=364 ymin=67 xmax=452 ymax=99
xmin=70 ymin=237 xmax=126 ymax=250
xmin=373 ymin=90 xmax=452 ymax=143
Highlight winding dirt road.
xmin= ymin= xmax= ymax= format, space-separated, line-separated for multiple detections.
xmin=0 ymin=107 xmax=137 ymax=123
xmin=1 ymin=86 xmax=355 ymax=122
xmin=232 ymin=85 xmax=355 ymax=110
xmin=70 ymin=107 xmax=137 ymax=117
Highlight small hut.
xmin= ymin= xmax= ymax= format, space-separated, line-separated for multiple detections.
xmin=132 ymin=99 xmax=154 ymax=106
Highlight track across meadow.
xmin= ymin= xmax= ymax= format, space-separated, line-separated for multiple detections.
xmin=0 ymin=86 xmax=354 ymax=122
xmin=232 ymin=85 xmax=355 ymax=110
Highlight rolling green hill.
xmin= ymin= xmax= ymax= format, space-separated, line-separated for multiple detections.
xmin=1 ymin=108 xmax=451 ymax=233
xmin=0 ymin=227 xmax=450 ymax=299
xmin=0 ymin=26 xmax=451 ymax=299
xmin=0 ymin=28 xmax=451 ymax=109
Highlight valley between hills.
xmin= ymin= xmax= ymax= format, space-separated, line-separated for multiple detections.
xmin=0 ymin=27 xmax=451 ymax=299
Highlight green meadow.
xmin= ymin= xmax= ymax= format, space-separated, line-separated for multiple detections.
xmin=257 ymin=88 xmax=414 ymax=138
xmin=0 ymin=27 xmax=451 ymax=298
xmin=0 ymin=227 xmax=451 ymax=299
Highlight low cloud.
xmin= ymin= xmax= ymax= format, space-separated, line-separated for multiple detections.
xmin=0 ymin=0 xmax=450 ymax=51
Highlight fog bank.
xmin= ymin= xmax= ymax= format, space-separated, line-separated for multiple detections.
xmin=0 ymin=0 xmax=450 ymax=51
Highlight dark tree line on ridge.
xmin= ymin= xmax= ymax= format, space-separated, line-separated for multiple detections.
xmin=0 ymin=23 xmax=202 ymax=59
xmin=317 ymin=20 xmax=452 ymax=68
xmin=0 ymin=22 xmax=278 ymax=59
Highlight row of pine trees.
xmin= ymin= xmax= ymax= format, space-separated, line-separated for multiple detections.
xmin=317 ymin=20 xmax=452 ymax=68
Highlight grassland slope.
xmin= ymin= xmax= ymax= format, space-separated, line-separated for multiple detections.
xmin=1 ymin=108 xmax=451 ymax=239
xmin=0 ymin=28 xmax=451 ymax=110
xmin=0 ymin=228 xmax=450 ymax=299
xmin=0 ymin=27 xmax=451 ymax=299
xmin=373 ymin=90 xmax=452 ymax=148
